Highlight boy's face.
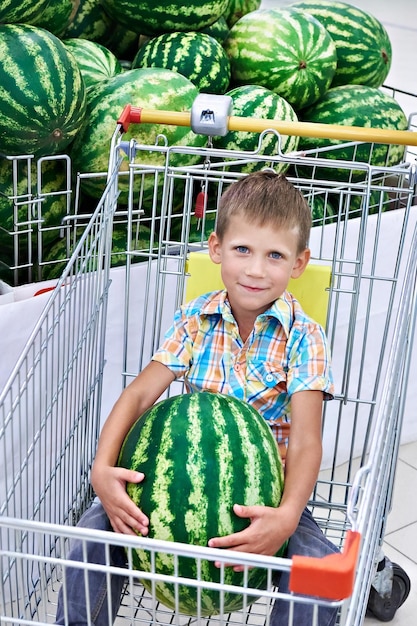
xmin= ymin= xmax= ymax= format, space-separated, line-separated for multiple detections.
xmin=208 ymin=214 xmax=310 ymax=321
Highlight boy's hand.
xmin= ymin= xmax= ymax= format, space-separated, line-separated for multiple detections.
xmin=208 ymin=504 xmax=293 ymax=571
xmin=91 ymin=464 xmax=149 ymax=536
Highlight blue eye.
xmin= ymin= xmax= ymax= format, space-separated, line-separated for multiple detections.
xmin=270 ymin=251 xmax=282 ymax=259
xmin=236 ymin=246 xmax=249 ymax=254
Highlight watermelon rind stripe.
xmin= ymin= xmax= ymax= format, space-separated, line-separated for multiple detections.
xmin=210 ymin=396 xmax=235 ymax=537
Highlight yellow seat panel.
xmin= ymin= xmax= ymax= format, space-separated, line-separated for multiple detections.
xmin=185 ymin=251 xmax=331 ymax=328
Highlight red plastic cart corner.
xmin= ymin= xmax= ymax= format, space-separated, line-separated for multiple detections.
xmin=289 ymin=530 xmax=361 ymax=601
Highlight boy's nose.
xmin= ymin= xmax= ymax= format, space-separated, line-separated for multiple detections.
xmin=245 ymin=257 xmax=265 ymax=277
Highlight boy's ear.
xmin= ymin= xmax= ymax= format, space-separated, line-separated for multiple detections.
xmin=291 ymin=248 xmax=310 ymax=279
xmin=208 ymin=231 xmax=222 ymax=264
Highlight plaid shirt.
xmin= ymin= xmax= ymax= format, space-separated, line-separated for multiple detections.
xmin=153 ymin=290 xmax=334 ymax=460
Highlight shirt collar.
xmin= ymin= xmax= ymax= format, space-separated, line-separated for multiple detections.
xmin=200 ymin=290 xmax=294 ymax=338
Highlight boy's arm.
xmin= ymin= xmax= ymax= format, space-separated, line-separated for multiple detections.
xmin=208 ymin=390 xmax=323 ymax=559
xmin=276 ymin=389 xmax=323 ymax=534
xmin=91 ymin=360 xmax=175 ymax=536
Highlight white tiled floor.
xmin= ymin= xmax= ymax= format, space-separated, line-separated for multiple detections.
xmin=257 ymin=1 xmax=417 ymax=623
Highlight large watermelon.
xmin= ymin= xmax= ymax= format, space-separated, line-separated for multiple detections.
xmin=0 ymin=24 xmax=86 ymax=158
xmin=70 ymin=67 xmax=206 ymax=205
xmin=101 ymin=0 xmax=230 ymax=36
xmin=117 ymin=391 xmax=286 ymax=616
xmin=290 ymin=1 xmax=392 ymax=88
xmin=63 ymin=39 xmax=123 ymax=91
xmin=223 ymin=7 xmax=337 ymax=111
xmin=213 ymin=85 xmax=299 ymax=173
xmin=295 ymin=85 xmax=408 ymax=182
xmin=132 ymin=32 xmax=231 ymax=95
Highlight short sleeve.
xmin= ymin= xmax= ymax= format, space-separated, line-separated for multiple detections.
xmin=286 ymin=321 xmax=334 ymax=400
xmin=152 ymin=306 xmax=197 ymax=378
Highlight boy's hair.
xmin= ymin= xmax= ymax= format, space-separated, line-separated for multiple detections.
xmin=216 ymin=170 xmax=311 ymax=253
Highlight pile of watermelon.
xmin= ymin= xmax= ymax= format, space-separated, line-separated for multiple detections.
xmin=0 ymin=0 xmax=409 ymax=285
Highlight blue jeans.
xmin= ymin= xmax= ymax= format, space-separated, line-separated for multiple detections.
xmin=270 ymin=507 xmax=339 ymax=626
xmin=56 ymin=501 xmax=126 ymax=626
xmin=56 ymin=503 xmax=339 ymax=626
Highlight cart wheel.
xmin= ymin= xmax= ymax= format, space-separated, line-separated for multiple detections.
xmin=367 ymin=563 xmax=411 ymax=622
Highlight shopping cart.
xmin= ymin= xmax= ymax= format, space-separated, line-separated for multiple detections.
xmin=1 ymin=93 xmax=417 ymax=626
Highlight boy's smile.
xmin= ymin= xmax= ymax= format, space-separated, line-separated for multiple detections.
xmin=208 ymin=215 xmax=310 ymax=335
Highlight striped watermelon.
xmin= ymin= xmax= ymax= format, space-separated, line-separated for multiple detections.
xmin=117 ymin=391 xmax=286 ymax=616
xmin=0 ymin=0 xmax=50 ymax=25
xmin=198 ymin=15 xmax=230 ymax=44
xmin=70 ymin=67 xmax=206 ymax=204
xmin=225 ymin=0 xmax=262 ymax=27
xmin=61 ymin=0 xmax=139 ymax=61
xmin=295 ymin=85 xmax=408 ymax=182
xmin=63 ymin=39 xmax=123 ymax=90
xmin=62 ymin=0 xmax=109 ymax=40
xmin=224 ymin=7 xmax=337 ymax=111
xmin=290 ymin=1 xmax=392 ymax=88
xmin=101 ymin=0 xmax=230 ymax=36
xmin=34 ymin=0 xmax=75 ymax=37
xmin=132 ymin=32 xmax=231 ymax=95
xmin=213 ymin=85 xmax=299 ymax=173
xmin=0 ymin=24 xmax=86 ymax=158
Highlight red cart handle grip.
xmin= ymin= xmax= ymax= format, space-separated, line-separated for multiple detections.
xmin=289 ymin=530 xmax=361 ymax=601
xmin=117 ymin=104 xmax=143 ymax=133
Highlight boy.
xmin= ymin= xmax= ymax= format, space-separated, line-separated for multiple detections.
xmin=56 ymin=170 xmax=338 ymax=625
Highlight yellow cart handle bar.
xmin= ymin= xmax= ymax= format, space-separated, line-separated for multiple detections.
xmin=117 ymin=101 xmax=417 ymax=147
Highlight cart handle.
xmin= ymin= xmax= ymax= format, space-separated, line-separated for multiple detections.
xmin=116 ymin=102 xmax=417 ymax=146
xmin=289 ymin=529 xmax=361 ymax=600
xmin=117 ymin=104 xmax=144 ymax=132
xmin=117 ymin=103 xmax=195 ymax=134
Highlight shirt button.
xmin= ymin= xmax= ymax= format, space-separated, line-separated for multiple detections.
xmin=234 ymin=363 xmax=241 ymax=372
xmin=265 ymin=373 xmax=275 ymax=387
